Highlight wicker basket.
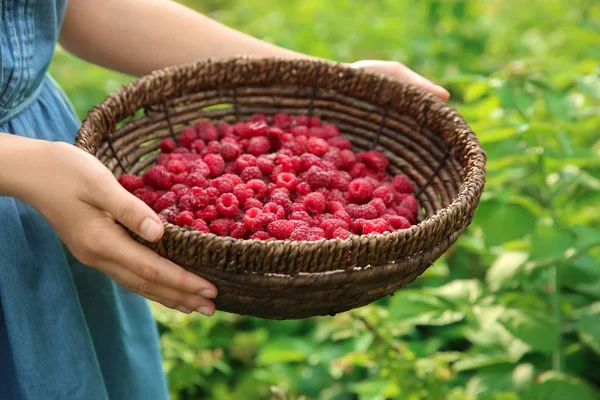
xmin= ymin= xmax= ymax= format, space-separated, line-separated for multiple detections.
xmin=75 ymin=57 xmax=486 ymax=320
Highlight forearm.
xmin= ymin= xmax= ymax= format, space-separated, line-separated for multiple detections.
xmin=59 ymin=0 xmax=313 ymax=77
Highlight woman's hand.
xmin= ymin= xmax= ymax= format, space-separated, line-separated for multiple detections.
xmin=350 ymin=60 xmax=450 ymax=101
xmin=3 ymin=136 xmax=217 ymax=316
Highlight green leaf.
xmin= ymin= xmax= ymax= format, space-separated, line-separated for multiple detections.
xmin=524 ymin=371 xmax=600 ymax=400
xmin=350 ymin=379 xmax=400 ymax=398
xmin=475 ymin=200 xmax=538 ymax=246
xmin=465 ymin=80 xmax=491 ymax=102
xmin=576 ymin=302 xmax=600 ymax=355
xmin=498 ymin=309 xmax=558 ymax=353
xmin=529 ymin=224 xmax=575 ymax=262
xmin=453 ymin=355 xmax=514 ymax=372
xmin=478 ymin=127 xmax=520 ymax=144
xmin=434 ymin=279 xmax=484 ymax=305
xmin=544 ymin=92 xmax=575 ymax=121
xmin=389 ymin=291 xmax=464 ymax=326
xmin=572 ymin=225 xmax=600 ymax=248
xmin=486 ymin=251 xmax=529 ymax=291
xmin=256 ymin=339 xmax=311 ymax=365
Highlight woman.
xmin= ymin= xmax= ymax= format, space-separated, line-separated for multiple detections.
xmin=0 ymin=1 xmax=449 ymax=398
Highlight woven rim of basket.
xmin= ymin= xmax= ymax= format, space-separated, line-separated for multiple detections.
xmin=75 ymin=56 xmax=486 ymax=275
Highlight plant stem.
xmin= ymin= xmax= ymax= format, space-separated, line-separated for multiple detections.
xmin=353 ymin=315 xmax=406 ymax=355
xmin=551 ymin=263 xmax=562 ymax=371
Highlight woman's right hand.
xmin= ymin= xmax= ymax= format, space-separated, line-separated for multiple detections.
xmin=1 ymin=135 xmax=217 ymax=315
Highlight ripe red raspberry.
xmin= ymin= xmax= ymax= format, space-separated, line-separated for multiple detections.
xmin=272 ymin=113 xmax=290 ymax=129
xmin=248 ymin=113 xmax=267 ymax=123
xmin=328 ymin=189 xmax=347 ymax=205
xmin=338 ymin=149 xmax=356 ymax=170
xmin=307 ymin=227 xmax=326 ymax=241
xmin=354 ymin=204 xmax=378 ymax=220
xmin=307 ymin=137 xmax=329 ymax=156
xmin=269 ymin=191 xmax=292 ymax=211
xmin=205 ymin=141 xmax=222 ymax=155
xmin=171 ymin=184 xmax=188 ymax=194
xmin=210 ymin=174 xmax=236 ymax=194
xmin=187 ymin=159 xmax=211 ymax=177
xmin=308 ymin=127 xmax=328 ymax=140
xmin=246 ymin=121 xmax=269 ymax=138
xmin=143 ymin=166 xmax=174 ymax=190
xmin=322 ymin=149 xmax=342 ymax=169
xmin=239 ymin=166 xmax=262 ymax=182
xmin=215 ymin=193 xmax=239 ymax=217
xmin=250 ymin=231 xmax=271 ymax=240
xmin=220 ymin=142 xmax=241 ymax=161
xmin=153 ymin=191 xmax=177 ymax=212
xmin=190 ymin=139 xmax=206 ymax=154
xmin=290 ymin=226 xmax=310 ymax=240
xmin=205 ymin=187 xmax=220 ymax=204
xmin=350 ymin=218 xmax=366 ymax=234
xmin=363 ymin=218 xmax=388 ymax=235
xmin=243 ymin=207 xmax=263 ymax=229
xmin=263 ymin=202 xmax=285 ymax=219
xmin=326 ymin=201 xmax=345 ymax=214
xmin=196 ymin=205 xmax=219 ymax=222
xmin=134 ymin=189 xmax=160 ymax=207
xmin=328 ymin=170 xmax=351 ymax=190
xmin=334 ymin=210 xmax=352 ymax=224
xmin=386 ymin=215 xmax=411 ymax=230
xmin=397 ymin=195 xmax=419 ymax=215
xmin=166 ymin=160 xmax=185 ymax=174
xmin=246 ymin=179 xmax=267 ymax=199
xmin=289 ymin=202 xmax=305 ymax=213
xmin=159 ymin=207 xmax=179 ymax=224
xmin=291 ymin=115 xmax=310 ymax=127
xmin=235 ymin=154 xmax=258 ymax=172
xmin=299 ymin=153 xmax=321 ymax=173
xmin=247 ymin=136 xmax=271 ymax=156
xmin=173 ymin=147 xmax=191 ymax=154
xmin=232 ymin=122 xmax=249 ymax=138
xmin=321 ymin=218 xmax=350 ymax=239
xmin=294 ymin=182 xmax=310 ymax=196
xmin=179 ymin=127 xmax=198 ymax=148
xmin=332 ymin=228 xmax=352 ymax=239
xmin=349 ymin=163 xmax=368 ymax=178
xmin=217 ymin=122 xmax=234 ymax=138
xmin=267 ymin=220 xmax=295 ymax=239
xmin=174 ymin=172 xmax=188 ymax=185
xmin=203 ymin=154 xmax=225 ymax=177
xmin=309 ymin=116 xmax=322 ymax=127
xmin=327 ymin=136 xmax=351 ymax=150
xmin=192 ymin=219 xmax=210 ymax=233
xmin=176 ymin=187 xmax=191 ymax=200
xmin=393 ymin=175 xmax=414 ymax=194
xmin=118 ymin=174 xmax=144 ymax=192
xmin=190 ymin=188 xmax=210 ymax=208
xmin=257 ymin=156 xmax=275 ymax=175
xmin=360 ymin=151 xmax=389 ymax=172
xmin=174 ymin=211 xmax=195 ymax=227
xmin=180 ymin=194 xmax=202 ymax=212
xmin=185 ymin=172 xmax=208 ymax=188
xmin=232 ymin=184 xmax=253 ymax=204
xmin=194 ymin=121 xmax=219 ymax=142
xmin=230 ymin=222 xmax=251 ymax=239
xmin=275 ymin=172 xmax=298 ymax=191
xmin=243 ymin=197 xmax=263 ymax=211
xmin=394 ymin=207 xmax=416 ymax=224
xmin=369 ymin=198 xmax=387 ymax=216
xmin=373 ymin=185 xmax=394 ymax=205
xmin=305 ymin=166 xmax=330 ymax=189
xmin=252 ymin=212 xmax=277 ymax=231
xmin=303 ymin=192 xmax=326 ymax=215
xmin=157 ymin=153 xmax=170 ymax=166
xmin=289 ymin=210 xmax=311 ymax=221
xmin=210 ymin=218 xmax=234 ymax=236
xmin=160 ymin=138 xmax=177 ymax=153
xmin=322 ymin=124 xmax=340 ymax=138
xmin=348 ymin=178 xmax=373 ymax=203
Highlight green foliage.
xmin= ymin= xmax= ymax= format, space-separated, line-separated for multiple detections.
xmin=49 ymin=0 xmax=600 ymax=398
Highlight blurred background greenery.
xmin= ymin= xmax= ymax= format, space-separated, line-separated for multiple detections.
xmin=50 ymin=0 xmax=600 ymax=399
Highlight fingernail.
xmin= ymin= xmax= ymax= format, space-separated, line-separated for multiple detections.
xmin=140 ymin=217 xmax=162 ymax=242
xmin=196 ymin=307 xmax=214 ymax=316
xmin=436 ymin=85 xmax=451 ymax=100
xmin=176 ymin=305 xmax=191 ymax=314
xmin=199 ymin=289 xmax=216 ymax=299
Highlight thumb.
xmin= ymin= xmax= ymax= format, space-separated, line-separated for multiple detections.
xmin=99 ymin=179 xmax=165 ymax=242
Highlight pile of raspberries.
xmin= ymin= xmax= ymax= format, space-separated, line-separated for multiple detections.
xmin=118 ymin=113 xmax=419 ymax=241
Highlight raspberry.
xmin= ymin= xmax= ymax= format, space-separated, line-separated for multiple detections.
xmin=291 ymin=115 xmax=310 ymax=127
xmin=306 ymin=166 xmax=330 ymax=189
xmin=217 ymin=122 xmax=234 ymax=138
xmin=193 ymin=121 xmax=218 ymax=142
xmin=171 ymin=184 xmax=188 ymax=194
xmin=354 ymin=204 xmax=378 ymax=220
xmin=166 ymin=160 xmax=185 ymax=174
xmin=190 ymin=139 xmax=206 ymax=154
xmin=387 ymin=215 xmax=411 ymax=230
xmin=190 ymin=187 xmax=210 ymax=208
xmin=307 ymin=227 xmax=326 ymax=241
xmin=174 ymin=172 xmax=188 ymax=185
xmin=263 ymin=202 xmax=285 ymax=219
xmin=134 ymin=189 xmax=160 ymax=207
xmin=334 ymin=210 xmax=352 ymax=224
xmin=332 ymin=228 xmax=352 ymax=239
xmin=176 ymin=187 xmax=191 ymax=200
xmin=348 ymin=178 xmax=373 ymax=203
xmin=230 ymin=222 xmax=251 ymax=239
xmin=272 ymin=113 xmax=291 ymax=129
xmin=243 ymin=198 xmax=264 ymax=211
xmin=203 ymin=154 xmax=225 ymax=177
xmin=275 ymin=172 xmax=298 ymax=191
xmin=267 ymin=220 xmax=295 ymax=239
xmin=321 ymin=218 xmax=350 ymax=239
xmin=205 ymin=141 xmax=222 ymax=154
xmin=373 ymin=185 xmax=394 ymax=205
xmin=257 ymin=156 xmax=275 ymax=175
xmin=196 ymin=205 xmax=219 ymax=222
xmin=328 ymin=170 xmax=351 ymax=190
xmin=289 ymin=210 xmax=311 ymax=221
xmin=211 ymin=174 xmax=237 ymax=194
xmin=235 ymin=154 xmax=258 ymax=171
xmin=157 ymin=153 xmax=170 ymax=166
xmin=308 ymin=127 xmax=328 ymax=140
xmin=205 ymin=187 xmax=220 ymax=204
xmin=246 ymin=121 xmax=269 ymax=138
xmin=369 ymin=198 xmax=387 ymax=216
xmin=338 ymin=149 xmax=356 ymax=170
xmin=351 ymin=218 xmax=367 ymax=234
xmin=216 ymin=193 xmax=239 ymax=217
xmin=246 ymin=179 xmax=267 ymax=199
xmin=210 ymin=218 xmax=234 ymax=236
xmin=158 ymin=138 xmax=176 ymax=154
xmin=252 ymin=212 xmax=277 ymax=231
xmin=173 ymin=147 xmax=190 ymax=154
xmin=294 ymin=182 xmax=310 ymax=196
xmin=306 ymin=137 xmax=329 ymax=156
xmin=393 ymin=175 xmax=414 ymax=194
xmin=327 ymin=136 xmax=351 ymax=150
xmin=185 ymin=172 xmax=208 ymax=189
xmin=326 ymin=201 xmax=345 ymax=214
xmin=246 ymin=136 xmax=271 ymax=156
xmin=143 ymin=166 xmax=174 ymax=190
xmin=220 ymin=142 xmax=241 ymax=161
xmin=118 ymin=174 xmax=144 ymax=192
xmin=359 ymin=151 xmax=389 ymax=172
xmin=248 ymin=113 xmax=267 ymax=123
xmin=397 ymin=195 xmax=419 ymax=215
xmin=269 ymin=191 xmax=292 ymax=211
xmin=251 ymin=231 xmax=271 ymax=240
xmin=244 ymin=207 xmax=263 ymax=229
xmin=192 ymin=219 xmax=210 ymax=233
xmin=303 ymin=192 xmax=326 ymax=215
xmin=349 ymin=163 xmax=368 ymax=178
xmin=395 ymin=207 xmax=416 ymax=224
xmin=321 ymin=124 xmax=339 ymax=138
xmin=159 ymin=207 xmax=179 ymax=224
xmin=179 ymin=127 xmax=198 ymax=148
xmin=174 ymin=211 xmax=195 ymax=227
xmin=153 ymin=191 xmax=177 ymax=212
xmin=179 ymin=194 xmax=201 ymax=212
xmin=240 ymin=166 xmax=263 ymax=182
xmin=323 ymin=149 xmax=342 ymax=169
xmin=363 ymin=218 xmax=388 ymax=235
xmin=187 ymin=159 xmax=211 ymax=177
xmin=328 ymin=189 xmax=347 ymax=205
xmin=232 ymin=184 xmax=253 ymax=204
xmin=309 ymin=116 xmax=322 ymax=127
xmin=290 ymin=226 xmax=310 ymax=240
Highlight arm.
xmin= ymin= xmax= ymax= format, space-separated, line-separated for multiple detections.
xmin=59 ymin=0 xmax=449 ymax=100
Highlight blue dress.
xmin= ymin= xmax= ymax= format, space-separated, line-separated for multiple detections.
xmin=0 ymin=2 xmax=169 ymax=399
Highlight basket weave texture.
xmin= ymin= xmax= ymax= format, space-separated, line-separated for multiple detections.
xmin=75 ymin=57 xmax=486 ymax=319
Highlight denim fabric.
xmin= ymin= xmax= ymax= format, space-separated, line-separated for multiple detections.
xmin=0 ymin=2 xmax=169 ymax=399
